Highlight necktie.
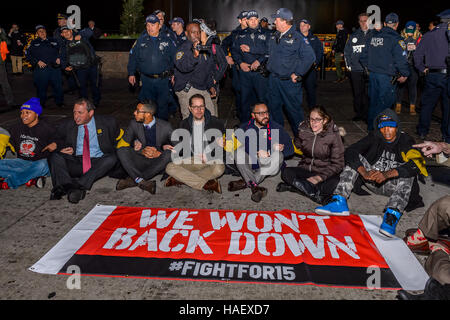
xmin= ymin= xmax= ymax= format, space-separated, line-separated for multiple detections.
xmin=82 ymin=125 xmax=91 ymax=174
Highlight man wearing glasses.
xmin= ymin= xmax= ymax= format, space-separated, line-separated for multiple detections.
xmin=115 ymin=100 xmax=174 ymax=194
xmin=165 ymin=94 xmax=225 ymax=193
xmin=228 ymin=103 xmax=294 ymax=202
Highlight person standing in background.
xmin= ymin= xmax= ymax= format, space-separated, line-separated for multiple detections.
xmin=332 ymin=20 xmax=348 ymax=83
xmin=8 ymin=24 xmax=26 ymax=75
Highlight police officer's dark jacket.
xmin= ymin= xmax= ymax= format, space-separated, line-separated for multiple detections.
xmin=301 ymin=31 xmax=324 ymax=66
xmin=173 ymin=39 xmax=216 ymax=92
xmin=344 ymin=108 xmax=419 ymax=179
xmin=344 ymin=28 xmax=374 ymax=72
xmin=267 ymin=26 xmax=316 ymax=78
xmin=221 ymin=25 xmax=246 ymax=55
xmin=413 ymin=22 xmax=449 ymax=72
xmin=25 ymin=37 xmax=60 ymax=67
xmin=360 ymin=27 xmax=410 ymax=77
xmin=231 ymin=26 xmax=269 ymax=66
xmin=127 ymin=30 xmax=176 ymax=77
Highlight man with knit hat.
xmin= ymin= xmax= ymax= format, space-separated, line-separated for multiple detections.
xmin=0 ymin=98 xmax=58 ymax=189
xmin=315 ymin=108 xmax=423 ymax=238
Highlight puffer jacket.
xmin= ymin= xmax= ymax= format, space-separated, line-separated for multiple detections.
xmin=294 ymin=120 xmax=345 ymax=181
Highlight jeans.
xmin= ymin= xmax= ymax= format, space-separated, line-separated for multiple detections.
xmin=0 ymin=158 xmax=49 ymax=189
xmin=368 ymin=72 xmax=396 ymax=131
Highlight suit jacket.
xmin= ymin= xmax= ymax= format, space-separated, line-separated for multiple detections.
xmin=55 ymin=114 xmax=120 ymax=156
xmin=120 ymin=118 xmax=173 ymax=152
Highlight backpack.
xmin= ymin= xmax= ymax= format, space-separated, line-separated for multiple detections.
xmin=66 ymin=39 xmax=94 ymax=69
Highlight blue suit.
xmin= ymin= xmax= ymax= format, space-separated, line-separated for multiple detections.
xmin=25 ymin=37 xmax=64 ymax=106
xmin=267 ymin=26 xmax=316 ymax=136
xmin=360 ymin=27 xmax=410 ymax=131
xmin=127 ymin=31 xmax=176 ymax=120
xmin=231 ymin=27 xmax=269 ymax=123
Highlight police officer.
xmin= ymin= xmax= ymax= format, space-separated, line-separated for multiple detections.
xmin=173 ymin=22 xmax=217 ymax=119
xmin=344 ymin=12 xmax=374 ymax=122
xmin=54 ymin=13 xmax=68 ymax=47
xmin=414 ymin=9 xmax=450 ymax=143
xmin=170 ymin=17 xmax=187 ymax=47
xmin=222 ymin=11 xmax=248 ymax=121
xmin=60 ymin=26 xmax=101 ymax=106
xmin=267 ymin=8 xmax=316 ymax=136
xmin=231 ymin=10 xmax=269 ymax=124
xmin=299 ymin=18 xmax=324 ymax=109
xmin=360 ymin=13 xmax=410 ymax=131
xmin=127 ymin=15 xmax=176 ymax=121
xmin=25 ymin=25 xmax=64 ymax=108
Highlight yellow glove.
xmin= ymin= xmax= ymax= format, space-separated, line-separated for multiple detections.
xmin=0 ymin=133 xmax=15 ymax=159
xmin=293 ymin=139 xmax=303 ymax=156
xmin=223 ymin=133 xmax=242 ymax=153
xmin=116 ymin=129 xmax=131 ymax=149
xmin=401 ymin=149 xmax=428 ymax=177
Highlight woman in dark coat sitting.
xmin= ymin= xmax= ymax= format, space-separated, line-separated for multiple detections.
xmin=277 ymin=106 xmax=345 ymax=204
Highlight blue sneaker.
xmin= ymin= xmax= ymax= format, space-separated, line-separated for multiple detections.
xmin=314 ymin=195 xmax=350 ymax=216
xmin=379 ymin=208 xmax=402 ymax=238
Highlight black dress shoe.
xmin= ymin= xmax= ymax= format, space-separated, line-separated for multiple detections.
xmin=276 ymin=182 xmax=292 ymax=193
xmin=50 ymin=187 xmax=66 ymax=200
xmin=67 ymin=189 xmax=86 ymax=204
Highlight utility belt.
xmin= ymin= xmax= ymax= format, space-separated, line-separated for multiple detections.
xmin=141 ymin=70 xmax=173 ymax=79
xmin=273 ymin=74 xmax=302 ymax=82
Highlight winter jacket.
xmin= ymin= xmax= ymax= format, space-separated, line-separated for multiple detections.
xmin=294 ymin=120 xmax=345 ymax=181
xmin=345 ymin=108 xmax=420 ymax=178
xmin=8 ymin=30 xmax=26 ymax=56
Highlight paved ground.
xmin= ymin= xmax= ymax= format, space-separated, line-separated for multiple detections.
xmin=0 ymin=71 xmax=448 ymax=301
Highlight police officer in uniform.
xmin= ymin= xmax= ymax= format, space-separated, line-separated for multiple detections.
xmin=267 ymin=8 xmax=316 ymax=136
xmin=231 ymin=10 xmax=269 ymax=124
xmin=222 ymin=11 xmax=248 ymax=121
xmin=127 ymin=14 xmax=176 ymax=121
xmin=60 ymin=26 xmax=101 ymax=106
xmin=414 ymin=9 xmax=450 ymax=143
xmin=25 ymin=25 xmax=64 ymax=108
xmin=170 ymin=17 xmax=187 ymax=47
xmin=344 ymin=12 xmax=374 ymax=122
xmin=360 ymin=13 xmax=409 ymax=131
xmin=299 ymin=18 xmax=324 ymax=109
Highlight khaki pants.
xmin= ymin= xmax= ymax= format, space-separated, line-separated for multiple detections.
xmin=11 ymin=56 xmax=23 ymax=74
xmin=419 ymin=195 xmax=450 ymax=285
xmin=166 ymin=156 xmax=224 ymax=190
xmin=176 ymin=87 xmax=217 ymax=120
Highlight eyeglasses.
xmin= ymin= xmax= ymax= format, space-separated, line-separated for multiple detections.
xmin=309 ymin=117 xmax=324 ymax=123
xmin=252 ymin=111 xmax=269 ymax=116
xmin=135 ymin=109 xmax=149 ymax=114
xmin=190 ymin=105 xmax=205 ymax=110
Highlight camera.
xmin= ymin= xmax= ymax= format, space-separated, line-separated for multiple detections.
xmin=194 ymin=45 xmax=211 ymax=52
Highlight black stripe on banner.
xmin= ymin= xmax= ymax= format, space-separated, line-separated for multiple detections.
xmin=60 ymin=254 xmax=401 ymax=289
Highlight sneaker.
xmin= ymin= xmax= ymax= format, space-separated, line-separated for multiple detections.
xmin=314 ymin=195 xmax=350 ymax=216
xmin=0 ymin=181 xmax=10 ymax=190
xmin=36 ymin=177 xmax=46 ymax=189
xmin=379 ymin=208 xmax=402 ymax=238
xmin=429 ymin=241 xmax=450 ymax=255
xmin=403 ymin=228 xmax=430 ymax=255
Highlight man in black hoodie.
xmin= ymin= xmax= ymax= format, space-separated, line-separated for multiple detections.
xmin=315 ymin=108 xmax=422 ymax=238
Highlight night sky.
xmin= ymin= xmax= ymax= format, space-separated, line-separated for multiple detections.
xmin=1 ymin=0 xmax=446 ymax=34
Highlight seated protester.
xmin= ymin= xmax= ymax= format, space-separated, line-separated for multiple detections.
xmin=116 ymin=100 xmax=174 ymax=194
xmin=228 ymin=102 xmax=294 ymax=203
xmin=315 ymin=108 xmax=423 ymax=238
xmin=0 ymin=98 xmax=58 ymax=189
xmin=277 ymin=106 xmax=345 ymax=204
xmin=49 ymin=98 xmax=120 ymax=204
xmin=60 ymin=26 xmax=101 ymax=106
xmin=165 ymin=94 xmax=225 ymax=193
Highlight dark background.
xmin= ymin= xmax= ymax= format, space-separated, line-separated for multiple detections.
xmin=1 ymin=0 xmax=446 ymax=34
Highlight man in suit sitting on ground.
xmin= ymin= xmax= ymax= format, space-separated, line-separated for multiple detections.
xmin=116 ymin=100 xmax=174 ymax=194
xmin=49 ymin=98 xmax=120 ymax=203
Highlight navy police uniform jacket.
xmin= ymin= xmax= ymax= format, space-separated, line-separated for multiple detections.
xmin=127 ymin=31 xmax=176 ymax=76
xmin=25 ymin=37 xmax=60 ymax=66
xmin=301 ymin=31 xmax=324 ymax=66
xmin=344 ymin=28 xmax=374 ymax=72
xmin=360 ymin=27 xmax=410 ymax=77
xmin=231 ymin=27 xmax=269 ymax=66
xmin=413 ymin=23 xmax=449 ymax=72
xmin=221 ymin=25 xmax=246 ymax=55
xmin=267 ymin=26 xmax=316 ymax=78
xmin=173 ymin=40 xmax=215 ymax=92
